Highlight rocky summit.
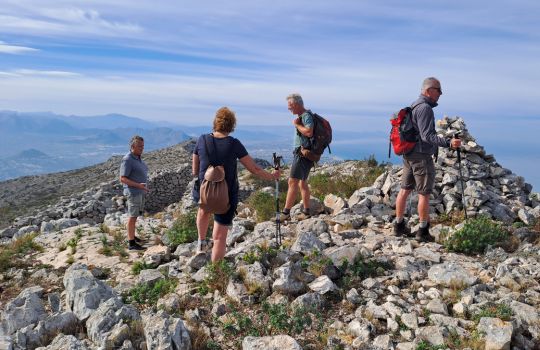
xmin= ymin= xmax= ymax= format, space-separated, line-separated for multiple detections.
xmin=0 ymin=117 xmax=539 ymax=350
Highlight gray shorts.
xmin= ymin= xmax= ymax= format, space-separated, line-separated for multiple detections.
xmin=127 ymin=192 xmax=145 ymax=217
xmin=401 ymin=153 xmax=435 ymax=195
xmin=290 ymin=149 xmax=314 ymax=181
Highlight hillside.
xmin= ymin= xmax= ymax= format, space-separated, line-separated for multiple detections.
xmin=0 ymin=117 xmax=539 ymax=350
xmin=0 ymin=140 xmax=195 ymax=229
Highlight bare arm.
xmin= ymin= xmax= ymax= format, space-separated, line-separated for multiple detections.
xmin=120 ymin=176 xmax=148 ymax=192
xmin=192 ymin=154 xmax=200 ymax=177
xmin=293 ymin=118 xmax=313 ymax=138
xmin=239 ymin=155 xmax=280 ymax=180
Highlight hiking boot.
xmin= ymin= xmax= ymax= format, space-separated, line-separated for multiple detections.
xmin=134 ymin=236 xmax=144 ymax=243
xmin=393 ymin=220 xmax=410 ymax=237
xmin=278 ymin=211 xmax=291 ymax=223
xmin=415 ymin=223 xmax=434 ymax=242
xmin=296 ymin=209 xmax=311 ymax=221
xmin=128 ymin=242 xmax=145 ymax=251
xmin=196 ymin=240 xmax=210 ymax=254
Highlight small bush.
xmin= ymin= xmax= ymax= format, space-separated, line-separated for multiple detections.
xmin=242 ymin=250 xmax=261 ymax=264
xmin=263 ymin=302 xmax=314 ymax=334
xmin=98 ymin=230 xmax=128 ymax=258
xmin=415 ymin=341 xmax=447 ymax=350
xmin=165 ymin=211 xmax=199 ymax=246
xmin=99 ymin=223 xmax=111 ymax=234
xmin=433 ymin=211 xmax=465 ymax=227
xmin=198 ymin=260 xmax=234 ymax=295
xmin=341 ymin=255 xmax=392 ymax=280
xmin=66 ymin=254 xmax=75 ymax=264
xmin=131 ymin=260 xmax=152 ymax=275
xmin=471 ymin=303 xmax=513 ymax=323
xmin=125 ymin=278 xmax=177 ymax=306
xmin=310 ymin=160 xmax=387 ymax=201
xmin=339 ymin=255 xmax=393 ymax=290
xmin=241 ymin=242 xmax=278 ymax=265
xmin=0 ymin=233 xmax=43 ymax=272
xmin=301 ymin=250 xmax=334 ymax=277
xmin=246 ymin=191 xmax=285 ymax=223
xmin=443 ymin=216 xmax=509 ymax=255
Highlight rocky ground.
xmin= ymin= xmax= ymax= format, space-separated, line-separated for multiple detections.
xmin=0 ymin=117 xmax=539 ymax=350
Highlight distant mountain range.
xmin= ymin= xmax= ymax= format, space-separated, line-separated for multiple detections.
xmin=0 ymin=110 xmax=390 ymax=181
xmin=0 ymin=111 xmax=193 ymax=180
xmin=2 ymin=110 xmax=538 ymax=192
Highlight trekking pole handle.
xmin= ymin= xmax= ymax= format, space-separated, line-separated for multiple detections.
xmin=272 ymin=152 xmax=283 ymax=170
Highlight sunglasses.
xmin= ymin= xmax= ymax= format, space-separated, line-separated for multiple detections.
xmin=429 ymin=87 xmax=442 ymax=93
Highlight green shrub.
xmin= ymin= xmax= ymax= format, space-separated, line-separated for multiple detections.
xmin=242 ymin=242 xmax=279 ymax=265
xmin=341 ymin=255 xmax=392 ymax=280
xmin=262 ymin=302 xmax=314 ymax=334
xmin=125 ymin=278 xmax=177 ymax=306
xmin=310 ymin=160 xmax=387 ymax=201
xmin=165 ymin=210 xmax=199 ymax=246
xmin=242 ymin=250 xmax=261 ymax=264
xmin=415 ymin=341 xmax=447 ymax=350
xmin=98 ymin=231 xmax=128 ymax=258
xmin=443 ymin=216 xmax=509 ymax=255
xmin=246 ymin=191 xmax=286 ymax=223
xmin=471 ymin=303 xmax=512 ymax=323
xmin=131 ymin=260 xmax=152 ymax=275
xmin=301 ymin=250 xmax=334 ymax=277
xmin=0 ymin=233 xmax=43 ymax=272
xmin=220 ymin=301 xmax=320 ymax=341
xmin=198 ymin=260 xmax=234 ymax=295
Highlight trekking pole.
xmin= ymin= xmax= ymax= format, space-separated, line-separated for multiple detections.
xmin=454 ymin=133 xmax=468 ymax=220
xmin=272 ymin=153 xmax=284 ymax=246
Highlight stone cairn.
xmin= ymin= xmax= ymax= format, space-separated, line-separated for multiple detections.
xmin=374 ymin=116 xmax=538 ymax=225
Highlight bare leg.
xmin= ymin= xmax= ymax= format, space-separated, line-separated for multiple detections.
xmin=418 ymin=194 xmax=430 ymax=222
xmin=211 ymin=222 xmax=229 ymax=262
xmin=127 ymin=217 xmax=137 ymax=240
xmin=284 ymin=178 xmax=300 ymax=210
xmin=395 ymin=189 xmax=412 ymax=218
xmin=299 ymin=179 xmax=310 ymax=209
xmin=196 ymin=208 xmax=211 ymax=241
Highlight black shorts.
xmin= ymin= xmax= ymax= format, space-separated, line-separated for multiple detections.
xmin=214 ymin=202 xmax=238 ymax=226
xmin=290 ymin=148 xmax=314 ymax=181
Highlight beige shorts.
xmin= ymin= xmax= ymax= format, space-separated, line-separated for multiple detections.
xmin=401 ymin=153 xmax=436 ymax=195
xmin=127 ymin=193 xmax=145 ymax=217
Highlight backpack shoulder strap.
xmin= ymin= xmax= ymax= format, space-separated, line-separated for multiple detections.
xmin=203 ymin=134 xmax=217 ymax=166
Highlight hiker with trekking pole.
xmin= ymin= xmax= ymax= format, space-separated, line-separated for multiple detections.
xmin=391 ymin=77 xmax=461 ymax=242
xmin=192 ymin=107 xmax=280 ymax=262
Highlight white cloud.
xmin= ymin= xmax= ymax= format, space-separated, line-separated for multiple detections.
xmin=8 ymin=69 xmax=81 ymax=77
xmin=0 ymin=5 xmax=142 ymax=38
xmin=0 ymin=40 xmax=39 ymax=54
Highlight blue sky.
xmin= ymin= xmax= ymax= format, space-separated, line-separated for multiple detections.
xmin=0 ymin=0 xmax=539 ymax=188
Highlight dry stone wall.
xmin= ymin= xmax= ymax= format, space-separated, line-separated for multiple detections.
xmin=1 ymin=164 xmax=193 ymax=240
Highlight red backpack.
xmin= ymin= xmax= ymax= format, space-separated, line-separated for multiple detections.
xmin=388 ymin=104 xmax=422 ymax=157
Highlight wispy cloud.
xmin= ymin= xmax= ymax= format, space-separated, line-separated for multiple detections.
xmin=2 ymin=69 xmax=81 ymax=77
xmin=0 ymin=40 xmax=39 ymax=54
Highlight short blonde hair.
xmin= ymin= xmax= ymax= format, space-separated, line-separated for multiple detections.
xmin=213 ymin=107 xmax=236 ymax=133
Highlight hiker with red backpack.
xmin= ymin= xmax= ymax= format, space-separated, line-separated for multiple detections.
xmin=393 ymin=77 xmax=461 ymax=241
xmin=192 ymin=107 xmax=280 ymax=262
